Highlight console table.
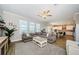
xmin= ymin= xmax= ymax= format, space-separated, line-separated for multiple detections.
xmin=0 ymin=37 xmax=8 ymax=55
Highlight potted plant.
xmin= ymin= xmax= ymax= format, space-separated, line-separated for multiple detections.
xmin=4 ymin=27 xmax=16 ymax=45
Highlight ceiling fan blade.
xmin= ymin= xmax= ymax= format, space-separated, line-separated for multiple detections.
xmin=48 ymin=14 xmax=52 ymax=16
xmin=47 ymin=10 xmax=50 ymax=13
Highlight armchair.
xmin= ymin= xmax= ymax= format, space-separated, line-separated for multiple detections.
xmin=22 ymin=33 xmax=33 ymax=43
xmin=47 ymin=33 xmax=56 ymax=43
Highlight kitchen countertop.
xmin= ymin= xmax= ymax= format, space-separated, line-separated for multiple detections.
xmin=0 ymin=37 xmax=7 ymax=45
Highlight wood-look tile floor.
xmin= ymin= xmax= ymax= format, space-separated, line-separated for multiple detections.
xmin=53 ymin=35 xmax=74 ymax=49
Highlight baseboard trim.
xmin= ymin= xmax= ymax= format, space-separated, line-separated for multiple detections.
xmin=11 ymin=40 xmax=22 ymax=43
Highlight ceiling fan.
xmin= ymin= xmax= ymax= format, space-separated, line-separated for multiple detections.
xmin=38 ymin=9 xmax=52 ymax=19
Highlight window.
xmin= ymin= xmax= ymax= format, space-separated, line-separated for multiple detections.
xmin=19 ymin=20 xmax=28 ymax=33
xmin=36 ymin=24 xmax=40 ymax=32
xmin=19 ymin=20 xmax=41 ymax=33
xmin=29 ymin=22 xmax=35 ymax=33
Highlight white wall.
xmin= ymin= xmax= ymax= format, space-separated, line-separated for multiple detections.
xmin=75 ymin=19 xmax=79 ymax=41
xmin=2 ymin=11 xmax=43 ymax=42
xmin=0 ymin=8 xmax=1 ymax=15
xmin=75 ymin=24 xmax=79 ymax=41
xmin=0 ymin=9 xmax=3 ymax=16
xmin=41 ymin=22 xmax=49 ymax=30
xmin=74 ymin=13 xmax=79 ymax=41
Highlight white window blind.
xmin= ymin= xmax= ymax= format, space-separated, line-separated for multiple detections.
xmin=19 ymin=20 xmax=28 ymax=33
xmin=36 ymin=24 xmax=40 ymax=32
xmin=29 ymin=22 xmax=35 ymax=33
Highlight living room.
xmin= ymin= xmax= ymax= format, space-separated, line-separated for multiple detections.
xmin=0 ymin=4 xmax=79 ymax=55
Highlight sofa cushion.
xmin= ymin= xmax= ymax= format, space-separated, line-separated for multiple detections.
xmin=27 ymin=33 xmax=30 ymax=37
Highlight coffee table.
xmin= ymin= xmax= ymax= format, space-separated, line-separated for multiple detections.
xmin=33 ymin=36 xmax=47 ymax=48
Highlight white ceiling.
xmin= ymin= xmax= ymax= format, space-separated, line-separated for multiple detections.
xmin=0 ymin=4 xmax=79 ymax=23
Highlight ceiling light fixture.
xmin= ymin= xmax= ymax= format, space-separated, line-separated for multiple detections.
xmin=38 ymin=9 xmax=52 ymax=19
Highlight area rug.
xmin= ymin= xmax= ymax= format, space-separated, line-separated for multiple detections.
xmin=15 ymin=41 xmax=66 ymax=55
